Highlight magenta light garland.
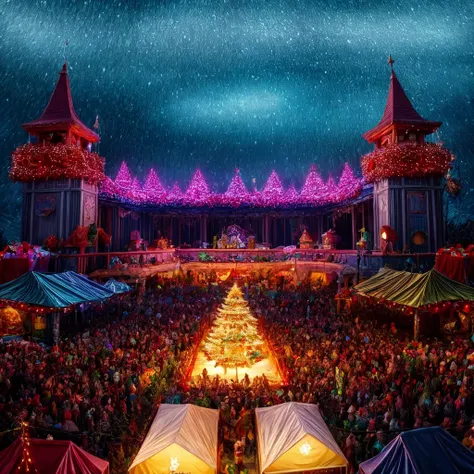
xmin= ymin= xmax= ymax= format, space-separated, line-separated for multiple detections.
xmin=300 ymin=164 xmax=327 ymax=203
xmin=100 ymin=163 xmax=362 ymax=208
xmin=144 ymin=169 xmax=167 ymax=203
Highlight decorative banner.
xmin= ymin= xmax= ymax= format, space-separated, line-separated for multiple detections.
xmin=35 ymin=195 xmax=56 ymax=217
xmin=83 ymin=195 xmax=96 ymax=225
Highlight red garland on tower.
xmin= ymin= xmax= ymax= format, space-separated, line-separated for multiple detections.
xmin=10 ymin=143 xmax=105 ymax=184
xmin=361 ymin=143 xmax=453 ymax=183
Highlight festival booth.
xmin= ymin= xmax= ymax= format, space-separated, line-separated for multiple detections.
xmin=129 ymin=404 xmax=219 ymax=474
xmin=435 ymin=245 xmax=474 ymax=284
xmin=353 ymin=268 xmax=474 ymax=340
xmin=359 ymin=426 xmax=474 ymax=474
xmin=0 ymin=271 xmax=114 ymax=341
xmin=0 ymin=243 xmax=50 ymax=284
xmin=255 ymin=402 xmax=348 ymax=474
xmin=0 ymin=438 xmax=109 ymax=474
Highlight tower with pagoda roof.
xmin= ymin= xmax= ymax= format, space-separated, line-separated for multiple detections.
xmin=11 ymin=63 xmax=104 ymax=245
xmin=362 ymin=57 xmax=452 ymax=252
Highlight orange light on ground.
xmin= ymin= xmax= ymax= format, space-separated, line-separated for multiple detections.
xmin=191 ymin=349 xmax=282 ymax=384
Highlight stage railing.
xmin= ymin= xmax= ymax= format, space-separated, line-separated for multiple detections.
xmin=51 ymin=248 xmax=436 ymax=276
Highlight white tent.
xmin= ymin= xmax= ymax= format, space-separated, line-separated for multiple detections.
xmin=255 ymin=402 xmax=348 ymax=474
xmin=129 ymin=404 xmax=219 ymax=474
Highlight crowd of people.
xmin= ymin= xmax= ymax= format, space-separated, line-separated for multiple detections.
xmin=0 ymin=281 xmax=221 ymax=470
xmin=0 ymin=277 xmax=474 ymax=473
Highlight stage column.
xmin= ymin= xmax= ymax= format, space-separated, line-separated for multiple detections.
xmin=201 ymin=215 xmax=207 ymax=244
xmin=264 ymin=215 xmax=270 ymax=245
xmin=351 ymin=206 xmax=357 ymax=249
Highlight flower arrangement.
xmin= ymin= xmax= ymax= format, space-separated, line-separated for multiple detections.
xmin=98 ymin=228 xmax=112 ymax=246
xmin=44 ymin=235 xmax=62 ymax=252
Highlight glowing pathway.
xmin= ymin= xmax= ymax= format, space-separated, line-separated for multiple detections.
xmin=190 ymin=284 xmax=283 ymax=384
xmin=191 ymin=346 xmax=282 ymax=384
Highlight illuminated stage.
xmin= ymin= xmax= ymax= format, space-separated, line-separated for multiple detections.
xmin=191 ymin=349 xmax=282 ymax=384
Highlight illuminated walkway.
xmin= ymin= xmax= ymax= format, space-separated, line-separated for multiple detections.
xmin=191 ymin=347 xmax=282 ymax=384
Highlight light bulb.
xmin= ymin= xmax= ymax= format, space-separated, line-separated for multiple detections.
xmin=300 ymin=442 xmax=311 ymax=456
xmin=170 ymin=457 xmax=180 ymax=472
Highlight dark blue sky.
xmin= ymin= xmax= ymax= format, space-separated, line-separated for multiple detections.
xmin=1 ymin=0 xmax=473 ymax=238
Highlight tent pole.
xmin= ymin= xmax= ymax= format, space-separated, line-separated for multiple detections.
xmin=414 ymin=310 xmax=420 ymax=342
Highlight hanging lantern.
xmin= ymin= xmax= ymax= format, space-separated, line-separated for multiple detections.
xmin=411 ymin=231 xmax=427 ymax=246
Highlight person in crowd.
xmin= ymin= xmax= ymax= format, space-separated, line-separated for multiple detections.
xmin=0 ymin=277 xmax=473 ymax=473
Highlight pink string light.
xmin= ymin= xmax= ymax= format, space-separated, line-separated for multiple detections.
xmin=100 ymin=163 xmax=362 ymax=208
xmin=144 ymin=169 xmax=166 ymax=203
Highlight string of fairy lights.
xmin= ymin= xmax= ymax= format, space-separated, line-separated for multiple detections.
xmin=10 ymin=143 xmax=105 ymax=184
xmin=18 ymin=423 xmax=39 ymax=474
xmin=101 ymin=162 xmax=362 ymax=208
xmin=361 ymin=142 xmax=454 ymax=183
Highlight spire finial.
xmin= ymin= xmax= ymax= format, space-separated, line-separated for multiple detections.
xmin=388 ymin=55 xmax=394 ymax=72
xmin=63 ymin=39 xmax=69 ymax=65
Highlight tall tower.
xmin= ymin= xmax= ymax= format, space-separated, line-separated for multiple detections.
xmin=362 ymin=57 xmax=452 ymax=252
xmin=11 ymin=63 xmax=103 ymax=244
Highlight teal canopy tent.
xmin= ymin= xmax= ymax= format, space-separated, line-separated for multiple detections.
xmin=103 ymin=279 xmax=131 ymax=294
xmin=0 ymin=271 xmax=115 ymax=309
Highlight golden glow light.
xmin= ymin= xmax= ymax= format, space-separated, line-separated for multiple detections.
xmin=381 ymin=231 xmax=387 ymax=240
xmin=170 ymin=457 xmax=180 ymax=472
xmin=300 ymin=442 xmax=312 ymax=456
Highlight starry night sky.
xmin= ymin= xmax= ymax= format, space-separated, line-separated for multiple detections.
xmin=0 ymin=0 xmax=473 ymax=239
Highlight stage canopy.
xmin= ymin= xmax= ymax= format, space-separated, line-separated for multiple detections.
xmin=0 ymin=438 xmax=109 ymax=474
xmin=255 ymin=402 xmax=348 ymax=473
xmin=359 ymin=426 xmax=474 ymax=474
xmin=103 ymin=279 xmax=131 ymax=294
xmin=0 ymin=271 xmax=115 ymax=309
xmin=354 ymin=267 xmax=474 ymax=308
xmin=129 ymin=404 xmax=219 ymax=474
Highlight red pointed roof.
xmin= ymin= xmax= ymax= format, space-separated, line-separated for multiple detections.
xmin=363 ymin=64 xmax=441 ymax=143
xmin=23 ymin=63 xmax=99 ymax=143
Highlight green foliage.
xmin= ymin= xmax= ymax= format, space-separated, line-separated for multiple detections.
xmin=88 ymin=223 xmax=98 ymax=246
xmin=199 ymin=252 xmax=213 ymax=262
